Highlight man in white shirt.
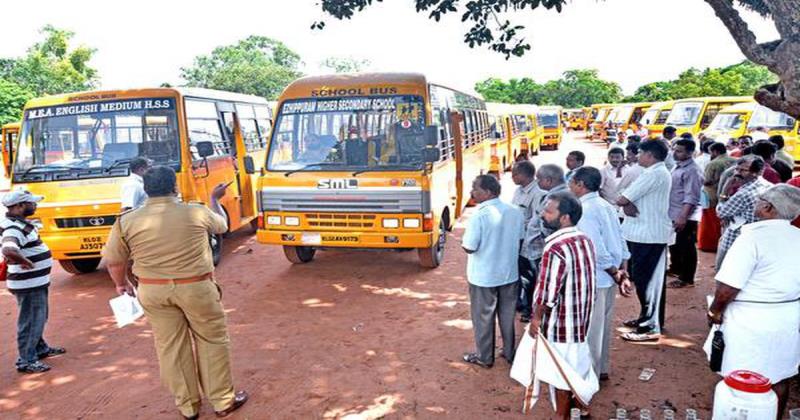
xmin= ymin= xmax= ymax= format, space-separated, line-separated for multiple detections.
xmin=511 ymin=161 xmax=543 ymax=322
xmin=707 ymin=184 xmax=800 ymax=418
xmin=120 ymin=157 xmax=151 ymax=211
xmin=616 ymin=139 xmax=673 ymax=342
xmin=599 ymin=147 xmax=628 ymax=212
xmin=570 ymin=167 xmax=633 ymax=381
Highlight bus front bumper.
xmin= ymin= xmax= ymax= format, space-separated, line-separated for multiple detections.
xmin=40 ymin=229 xmax=110 ymax=260
xmin=257 ymin=229 xmax=433 ymax=249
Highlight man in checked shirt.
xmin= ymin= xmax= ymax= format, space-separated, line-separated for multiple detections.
xmin=529 ymin=191 xmax=597 ymax=418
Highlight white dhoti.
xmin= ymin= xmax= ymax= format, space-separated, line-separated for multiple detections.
xmin=511 ymin=329 xmax=599 ymax=413
xmin=704 ymin=300 xmax=800 ymax=383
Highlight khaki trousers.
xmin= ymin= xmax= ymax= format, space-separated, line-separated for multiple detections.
xmin=138 ymin=279 xmax=235 ymax=417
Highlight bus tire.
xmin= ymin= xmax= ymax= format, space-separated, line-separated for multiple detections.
xmin=418 ymin=220 xmax=446 ymax=268
xmin=59 ymin=257 xmax=101 ymax=274
xmin=283 ymin=245 xmax=316 ymax=264
xmin=210 ymin=233 xmax=223 ymax=266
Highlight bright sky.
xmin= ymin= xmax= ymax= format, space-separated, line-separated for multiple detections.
xmin=0 ymin=0 xmax=780 ymax=96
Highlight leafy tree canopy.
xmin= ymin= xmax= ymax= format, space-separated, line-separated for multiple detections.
xmin=181 ymin=36 xmax=303 ymax=100
xmin=0 ymin=25 xmax=98 ymax=125
xmin=625 ymin=60 xmax=777 ymax=102
xmin=475 ymin=69 xmax=622 ymax=107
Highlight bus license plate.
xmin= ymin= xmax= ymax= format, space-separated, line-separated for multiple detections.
xmin=79 ymin=236 xmax=105 ymax=251
xmin=301 ymin=233 xmax=321 ymax=245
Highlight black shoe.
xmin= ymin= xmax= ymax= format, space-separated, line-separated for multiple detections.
xmin=38 ymin=346 xmax=66 ymax=359
xmin=17 ymin=361 xmax=51 ymax=374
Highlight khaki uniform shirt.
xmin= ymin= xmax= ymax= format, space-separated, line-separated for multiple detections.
xmin=103 ymin=196 xmax=228 ymax=279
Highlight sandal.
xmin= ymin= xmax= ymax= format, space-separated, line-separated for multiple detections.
xmin=17 ymin=361 xmax=51 ymax=374
xmin=621 ymin=332 xmax=661 ymax=342
xmin=622 ymin=318 xmax=641 ymax=328
xmin=462 ymin=352 xmax=492 ymax=368
xmin=38 ymin=347 xmax=66 ymax=359
xmin=667 ymin=280 xmax=694 ymax=289
xmin=215 ymin=390 xmax=248 ymax=418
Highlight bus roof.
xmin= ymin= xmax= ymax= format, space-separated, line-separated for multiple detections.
xmin=2 ymin=122 xmax=20 ymax=130
xmin=23 ymin=87 xmax=270 ymax=109
xmin=280 ymin=72 xmax=429 ymax=99
xmin=671 ymin=96 xmax=753 ymax=104
xmin=645 ymin=100 xmax=676 ymax=111
xmin=717 ymin=101 xmax=758 ymax=114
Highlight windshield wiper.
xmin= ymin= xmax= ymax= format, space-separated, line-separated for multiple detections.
xmin=20 ymin=164 xmax=79 ymax=177
xmin=352 ymin=164 xmax=418 ymax=176
xmin=104 ymin=158 xmax=133 ymax=172
xmin=284 ymin=162 xmax=344 ymax=177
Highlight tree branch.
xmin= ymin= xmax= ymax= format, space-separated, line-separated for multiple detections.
xmin=704 ymin=0 xmax=777 ymax=68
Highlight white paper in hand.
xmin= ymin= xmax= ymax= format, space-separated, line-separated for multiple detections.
xmin=109 ymin=294 xmax=144 ymax=328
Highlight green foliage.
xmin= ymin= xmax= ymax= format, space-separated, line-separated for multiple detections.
xmin=319 ymin=56 xmax=371 ymax=73
xmin=0 ymin=25 xmax=98 ymax=125
xmin=627 ymin=60 xmax=777 ymax=102
xmin=0 ymin=79 xmax=34 ymax=125
xmin=315 ymin=0 xmax=565 ymax=58
xmin=1 ymin=25 xmax=98 ymax=96
xmin=475 ymin=69 xmax=622 ymax=107
xmin=181 ymin=36 xmax=303 ymax=100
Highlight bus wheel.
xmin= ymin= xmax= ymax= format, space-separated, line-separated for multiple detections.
xmin=418 ymin=220 xmax=446 ymax=268
xmin=210 ymin=233 xmax=223 ymax=266
xmin=59 ymin=257 xmax=101 ymax=274
xmin=283 ymin=246 xmax=316 ymax=264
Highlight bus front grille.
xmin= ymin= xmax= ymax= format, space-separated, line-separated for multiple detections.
xmin=55 ymin=215 xmax=117 ymax=229
xmin=305 ymin=213 xmax=376 ymax=229
xmin=260 ymin=188 xmax=429 ymax=214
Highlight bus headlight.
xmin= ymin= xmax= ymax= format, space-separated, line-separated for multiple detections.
xmin=382 ymin=218 xmax=399 ymax=228
xmin=267 ymin=216 xmax=281 ymax=225
xmin=284 ymin=216 xmax=300 ymax=226
xmin=403 ymin=218 xmax=420 ymax=228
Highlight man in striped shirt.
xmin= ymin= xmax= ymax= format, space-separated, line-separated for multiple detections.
xmin=1 ymin=190 xmax=65 ymax=374
xmin=530 ymin=191 xmax=596 ymax=418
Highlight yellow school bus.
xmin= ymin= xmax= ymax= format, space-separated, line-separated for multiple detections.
xmin=611 ymin=102 xmax=652 ymax=133
xmin=256 ymin=73 xmax=492 ymax=268
xmin=1 ymin=122 xmax=20 ymax=180
xmin=511 ymin=104 xmax=543 ymax=158
xmin=11 ymin=88 xmax=272 ymax=274
xmin=665 ymin=96 xmax=752 ymax=138
xmin=564 ymin=108 xmax=587 ymax=131
xmin=537 ymin=106 xmax=563 ymax=150
xmin=641 ymin=101 xmax=674 ymax=139
xmin=704 ymin=100 xmax=757 ymax=141
xmin=748 ymin=103 xmax=799 ymax=164
xmin=589 ymin=104 xmax=614 ymax=140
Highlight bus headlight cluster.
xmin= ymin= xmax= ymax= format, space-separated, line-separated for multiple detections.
xmin=382 ymin=218 xmax=420 ymax=229
xmin=266 ymin=215 xmax=300 ymax=226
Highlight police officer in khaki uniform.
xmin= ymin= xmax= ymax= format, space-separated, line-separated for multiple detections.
xmin=104 ymin=166 xmax=248 ymax=419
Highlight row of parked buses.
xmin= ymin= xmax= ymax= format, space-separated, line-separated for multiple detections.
xmin=0 ymin=72 xmax=566 ymax=271
xmin=585 ymin=97 xmax=799 ymax=163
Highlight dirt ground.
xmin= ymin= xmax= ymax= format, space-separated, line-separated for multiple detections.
xmin=0 ymin=132 xmax=796 ymax=419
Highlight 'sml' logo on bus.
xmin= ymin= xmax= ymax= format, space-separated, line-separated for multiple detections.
xmin=317 ymin=179 xmax=358 ymax=189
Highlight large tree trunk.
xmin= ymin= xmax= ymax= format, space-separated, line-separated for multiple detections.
xmin=705 ymin=0 xmax=800 ymax=119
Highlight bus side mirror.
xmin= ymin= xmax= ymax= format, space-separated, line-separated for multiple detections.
xmin=424 ymin=126 xmax=439 ymax=146
xmin=195 ymin=141 xmax=215 ymax=159
xmin=423 ymin=147 xmax=440 ymax=163
xmin=243 ymin=155 xmax=256 ymax=174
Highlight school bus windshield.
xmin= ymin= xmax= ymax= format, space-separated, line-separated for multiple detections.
xmin=267 ymin=95 xmax=427 ymax=172
xmin=708 ymin=113 xmax=746 ymax=131
xmin=538 ymin=112 xmax=559 ymax=128
xmin=666 ymin=101 xmax=703 ymax=126
xmin=15 ymin=97 xmax=180 ymax=182
xmin=749 ymin=105 xmax=796 ymax=130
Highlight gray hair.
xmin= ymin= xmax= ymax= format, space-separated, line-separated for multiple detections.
xmin=537 ymin=164 xmax=565 ymax=185
xmin=759 ymin=184 xmax=800 ymax=220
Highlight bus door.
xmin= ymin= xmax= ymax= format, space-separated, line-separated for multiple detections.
xmin=185 ymin=98 xmax=240 ymax=226
xmin=1 ymin=124 xmax=19 ymax=177
xmin=218 ymin=104 xmax=255 ymax=222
